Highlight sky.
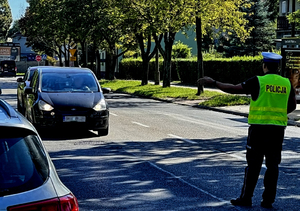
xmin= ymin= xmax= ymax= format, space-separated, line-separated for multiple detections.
xmin=8 ymin=0 xmax=29 ymax=21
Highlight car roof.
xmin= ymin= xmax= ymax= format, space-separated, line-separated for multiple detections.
xmin=0 ymin=99 xmax=37 ymax=132
xmin=38 ymin=67 xmax=92 ymax=74
xmin=1 ymin=60 xmax=16 ymax=63
xmin=28 ymin=66 xmax=50 ymax=70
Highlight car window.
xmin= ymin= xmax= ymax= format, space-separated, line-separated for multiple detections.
xmin=23 ymin=70 xmax=29 ymax=80
xmin=0 ymin=128 xmax=49 ymax=197
xmin=29 ymin=70 xmax=36 ymax=81
xmin=30 ymin=71 xmax=39 ymax=93
xmin=41 ymin=72 xmax=99 ymax=92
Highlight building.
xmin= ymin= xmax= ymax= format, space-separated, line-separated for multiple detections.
xmin=11 ymin=32 xmax=36 ymax=60
xmin=276 ymin=0 xmax=300 ymax=48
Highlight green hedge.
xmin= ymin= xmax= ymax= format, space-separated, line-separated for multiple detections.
xmin=119 ymin=56 xmax=263 ymax=84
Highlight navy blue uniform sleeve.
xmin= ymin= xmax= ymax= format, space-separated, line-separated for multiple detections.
xmin=241 ymin=76 xmax=259 ymax=101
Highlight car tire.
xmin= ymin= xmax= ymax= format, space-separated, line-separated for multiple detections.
xmin=97 ymin=127 xmax=109 ymax=136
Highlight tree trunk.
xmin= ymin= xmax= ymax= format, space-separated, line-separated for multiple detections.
xmin=141 ymin=55 xmax=150 ymax=85
xmin=80 ymin=41 xmax=87 ymax=67
xmin=95 ymin=50 xmax=101 ymax=79
xmin=163 ymin=32 xmax=175 ymax=87
xmin=154 ymin=48 xmax=160 ymax=85
xmin=196 ymin=16 xmax=204 ymax=95
xmin=85 ymin=42 xmax=88 ymax=67
xmin=105 ymin=49 xmax=116 ymax=80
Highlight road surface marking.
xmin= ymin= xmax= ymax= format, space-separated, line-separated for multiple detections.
xmin=147 ymin=160 xmax=228 ymax=204
xmin=168 ymin=134 xmax=197 ymax=144
xmin=110 ymin=112 xmax=118 ymax=116
xmin=132 ymin=121 xmax=149 ymax=128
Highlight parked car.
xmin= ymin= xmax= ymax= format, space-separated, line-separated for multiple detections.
xmin=17 ymin=66 xmax=51 ymax=114
xmin=0 ymin=98 xmax=79 ymax=211
xmin=24 ymin=66 xmax=109 ymax=136
xmin=0 ymin=60 xmax=17 ymax=77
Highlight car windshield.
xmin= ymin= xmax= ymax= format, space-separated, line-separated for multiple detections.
xmin=41 ymin=72 xmax=99 ymax=92
xmin=0 ymin=128 xmax=49 ymax=196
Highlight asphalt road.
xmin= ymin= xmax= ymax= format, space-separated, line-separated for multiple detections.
xmin=1 ymin=77 xmax=300 ymax=211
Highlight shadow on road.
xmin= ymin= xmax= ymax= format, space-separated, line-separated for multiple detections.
xmin=47 ymin=135 xmax=300 ymax=211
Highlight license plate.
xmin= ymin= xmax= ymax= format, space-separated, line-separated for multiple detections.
xmin=63 ymin=116 xmax=86 ymax=122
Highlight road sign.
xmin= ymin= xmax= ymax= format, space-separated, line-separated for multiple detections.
xmin=42 ymin=54 xmax=47 ymax=60
xmin=69 ymin=49 xmax=76 ymax=56
xmin=70 ymin=41 xmax=77 ymax=49
xmin=70 ymin=56 xmax=76 ymax=61
xmin=36 ymin=55 xmax=42 ymax=62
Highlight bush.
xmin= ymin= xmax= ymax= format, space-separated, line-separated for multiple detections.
xmin=119 ymin=55 xmax=263 ymax=85
xmin=172 ymin=41 xmax=192 ymax=59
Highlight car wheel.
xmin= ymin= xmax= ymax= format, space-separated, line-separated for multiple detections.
xmin=97 ymin=127 xmax=109 ymax=136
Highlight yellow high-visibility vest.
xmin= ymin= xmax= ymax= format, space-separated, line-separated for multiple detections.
xmin=248 ymin=74 xmax=291 ymax=126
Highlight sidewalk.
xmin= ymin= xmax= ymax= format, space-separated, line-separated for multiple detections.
xmin=171 ymin=85 xmax=300 ymax=127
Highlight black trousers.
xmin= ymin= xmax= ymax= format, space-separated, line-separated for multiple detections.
xmin=240 ymin=125 xmax=285 ymax=203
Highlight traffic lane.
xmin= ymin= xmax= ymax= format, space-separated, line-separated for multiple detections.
xmin=0 ymin=77 xmax=18 ymax=108
xmin=106 ymin=92 xmax=249 ymax=140
xmin=43 ymin=136 xmax=234 ymax=211
xmin=105 ymin=92 xmax=300 ymax=210
xmin=107 ymin=92 xmax=300 ymax=169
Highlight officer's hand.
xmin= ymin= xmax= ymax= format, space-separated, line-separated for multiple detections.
xmin=197 ymin=76 xmax=215 ymax=86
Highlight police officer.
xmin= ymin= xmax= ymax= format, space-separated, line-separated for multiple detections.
xmin=197 ymin=52 xmax=297 ymax=208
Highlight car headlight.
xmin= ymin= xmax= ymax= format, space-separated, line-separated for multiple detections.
xmin=38 ymin=100 xmax=54 ymax=111
xmin=93 ymin=99 xmax=107 ymax=111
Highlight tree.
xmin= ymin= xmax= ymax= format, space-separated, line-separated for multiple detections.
xmin=151 ymin=0 xmax=195 ymax=87
xmin=192 ymin=0 xmax=252 ymax=94
xmin=0 ymin=0 xmax=12 ymax=42
xmin=221 ymin=0 xmax=275 ymax=57
xmin=266 ymin=0 xmax=279 ymax=22
xmin=20 ymin=0 xmax=72 ymax=66
xmin=287 ymin=0 xmax=300 ymax=29
xmin=120 ymin=0 xmax=160 ymax=85
xmin=7 ymin=20 xmax=20 ymax=38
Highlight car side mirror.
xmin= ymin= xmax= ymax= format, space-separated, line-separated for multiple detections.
xmin=24 ymin=87 xmax=33 ymax=94
xmin=102 ymin=87 xmax=111 ymax=94
xmin=17 ymin=78 xmax=24 ymax=83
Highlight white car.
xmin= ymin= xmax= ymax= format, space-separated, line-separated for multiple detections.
xmin=0 ymin=97 xmax=79 ymax=211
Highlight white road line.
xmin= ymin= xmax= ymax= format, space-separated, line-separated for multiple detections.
xmin=124 ymin=149 xmax=229 ymax=205
xmin=110 ymin=112 xmax=118 ymax=116
xmin=147 ymin=161 xmax=228 ymax=204
xmin=132 ymin=121 xmax=149 ymax=128
xmin=168 ymin=134 xmax=197 ymax=144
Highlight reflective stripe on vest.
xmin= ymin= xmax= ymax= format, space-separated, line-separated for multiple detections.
xmin=248 ymin=74 xmax=291 ymax=126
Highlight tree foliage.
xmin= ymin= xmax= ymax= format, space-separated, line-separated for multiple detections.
xmin=0 ymin=0 xmax=12 ymax=41
xmin=19 ymin=0 xmax=252 ymax=85
xmin=7 ymin=20 xmax=20 ymax=38
xmin=288 ymin=0 xmax=300 ymax=29
xmin=20 ymin=0 xmax=136 ymax=77
xmin=221 ymin=0 xmax=275 ymax=57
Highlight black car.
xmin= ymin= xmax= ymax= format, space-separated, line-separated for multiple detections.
xmin=17 ymin=66 xmax=51 ymax=114
xmin=0 ymin=97 xmax=79 ymax=210
xmin=24 ymin=67 xmax=109 ymax=136
xmin=0 ymin=60 xmax=17 ymax=77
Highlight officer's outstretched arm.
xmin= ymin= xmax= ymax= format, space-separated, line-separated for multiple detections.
xmin=197 ymin=76 xmax=245 ymax=94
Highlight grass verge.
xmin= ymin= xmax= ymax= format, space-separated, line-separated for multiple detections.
xmin=100 ymin=79 xmax=250 ymax=107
